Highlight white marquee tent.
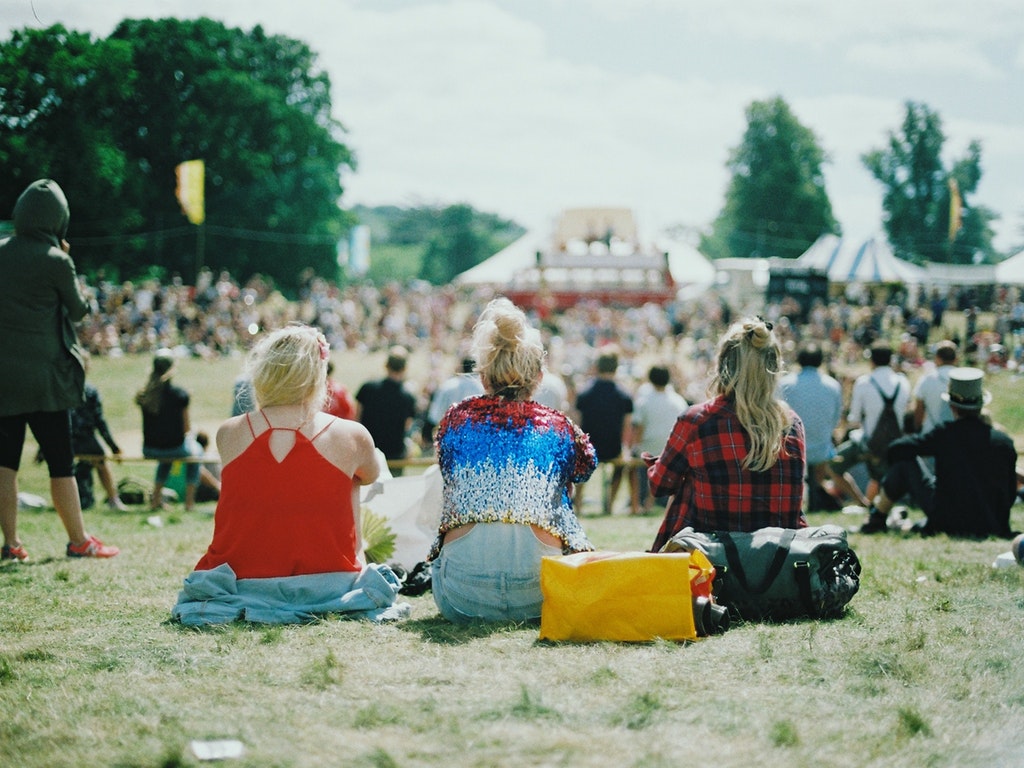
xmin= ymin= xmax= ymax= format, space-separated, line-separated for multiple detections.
xmin=797 ymin=234 xmax=926 ymax=284
xmin=663 ymin=238 xmax=716 ymax=287
xmin=995 ymin=249 xmax=1024 ymax=285
xmin=455 ymin=232 xmax=715 ymax=289
xmin=454 ymin=231 xmax=543 ymax=285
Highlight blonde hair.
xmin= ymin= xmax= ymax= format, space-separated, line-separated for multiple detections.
xmin=247 ymin=324 xmax=329 ymax=414
xmin=710 ymin=317 xmax=791 ymax=472
xmin=472 ymin=297 xmax=545 ymax=400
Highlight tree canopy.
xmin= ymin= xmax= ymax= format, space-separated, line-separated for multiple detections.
xmin=353 ymin=203 xmax=524 ymax=286
xmin=0 ymin=18 xmax=354 ymax=291
xmin=862 ymin=101 xmax=999 ymax=265
xmin=701 ymin=96 xmax=838 ymax=261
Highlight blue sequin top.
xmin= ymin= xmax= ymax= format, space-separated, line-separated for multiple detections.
xmin=428 ymin=395 xmax=597 ymax=560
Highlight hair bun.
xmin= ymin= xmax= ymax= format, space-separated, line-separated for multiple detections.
xmin=746 ymin=321 xmax=772 ymax=349
xmin=491 ymin=312 xmax=523 ymax=350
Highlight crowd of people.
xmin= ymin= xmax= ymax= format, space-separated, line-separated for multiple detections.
xmin=3 ymin=177 xmax=1021 ymax=627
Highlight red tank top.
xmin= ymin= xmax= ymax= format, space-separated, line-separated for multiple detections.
xmin=194 ymin=412 xmax=359 ymax=578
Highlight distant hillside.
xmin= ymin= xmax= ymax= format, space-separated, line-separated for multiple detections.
xmin=351 ymin=204 xmax=525 ymax=285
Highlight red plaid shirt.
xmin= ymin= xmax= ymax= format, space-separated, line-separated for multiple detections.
xmin=648 ymin=395 xmax=807 ymax=551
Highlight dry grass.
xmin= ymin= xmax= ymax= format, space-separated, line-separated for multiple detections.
xmin=2 ymin=352 xmax=1023 ymax=767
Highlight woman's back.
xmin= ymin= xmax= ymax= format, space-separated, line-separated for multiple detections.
xmin=431 ymin=395 xmax=595 ymax=557
xmin=141 ymin=383 xmax=189 ymax=448
xmin=669 ymin=395 xmax=804 ymax=531
xmin=195 ymin=411 xmax=363 ymax=578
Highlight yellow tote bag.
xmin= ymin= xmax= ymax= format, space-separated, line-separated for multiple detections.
xmin=539 ymin=551 xmax=706 ymax=642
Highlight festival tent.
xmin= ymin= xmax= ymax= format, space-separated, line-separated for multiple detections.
xmin=455 ymin=231 xmax=716 ymax=289
xmin=995 ymin=249 xmax=1024 ymax=285
xmin=924 ymin=261 xmax=996 ymax=287
xmin=794 ymin=233 xmax=843 ymax=273
xmin=796 ymin=234 xmax=926 ymax=283
xmin=455 ymin=232 xmax=542 ymax=285
xmin=662 ymin=238 xmax=716 ymax=288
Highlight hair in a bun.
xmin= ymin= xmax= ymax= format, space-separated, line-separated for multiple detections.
xmin=472 ymin=298 xmax=545 ymax=400
xmin=744 ymin=319 xmax=772 ymax=349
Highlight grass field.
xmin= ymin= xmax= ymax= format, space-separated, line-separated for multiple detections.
xmin=2 ymin=351 xmax=1023 ymax=768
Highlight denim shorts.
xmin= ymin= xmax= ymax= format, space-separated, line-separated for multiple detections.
xmin=144 ymin=437 xmax=201 ymax=485
xmin=431 ymin=523 xmax=562 ymax=623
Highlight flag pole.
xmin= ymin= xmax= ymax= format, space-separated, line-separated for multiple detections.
xmin=195 ymin=221 xmax=205 ymax=283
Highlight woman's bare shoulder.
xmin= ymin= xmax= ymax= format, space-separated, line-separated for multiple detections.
xmin=217 ymin=414 xmax=256 ymax=463
xmin=313 ymin=415 xmax=378 ymax=478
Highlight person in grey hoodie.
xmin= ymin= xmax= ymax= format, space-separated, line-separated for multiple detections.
xmin=0 ymin=179 xmax=119 ymax=560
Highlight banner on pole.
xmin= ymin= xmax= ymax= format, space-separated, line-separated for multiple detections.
xmin=349 ymin=224 xmax=371 ymax=275
xmin=175 ymin=159 xmax=205 ymax=225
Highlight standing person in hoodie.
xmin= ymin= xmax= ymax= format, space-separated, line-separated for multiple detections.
xmin=0 ymin=179 xmax=119 ymax=561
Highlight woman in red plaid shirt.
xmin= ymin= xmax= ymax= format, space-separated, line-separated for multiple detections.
xmin=646 ymin=317 xmax=807 ymax=551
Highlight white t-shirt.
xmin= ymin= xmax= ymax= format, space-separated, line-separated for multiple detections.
xmin=847 ymin=367 xmax=911 ymax=439
xmin=632 ymin=387 xmax=688 ymax=456
xmin=427 ymin=374 xmax=484 ymax=425
xmin=533 ymin=371 xmax=570 ymax=412
xmin=912 ymin=364 xmax=955 ymax=433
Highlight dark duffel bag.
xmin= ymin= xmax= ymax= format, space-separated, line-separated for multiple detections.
xmin=661 ymin=525 xmax=861 ymax=621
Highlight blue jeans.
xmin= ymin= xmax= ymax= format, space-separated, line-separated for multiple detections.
xmin=144 ymin=439 xmax=201 ymax=485
xmin=431 ymin=523 xmax=562 ymax=623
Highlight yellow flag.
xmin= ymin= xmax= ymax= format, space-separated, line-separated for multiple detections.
xmin=175 ymin=159 xmax=205 ymax=225
xmin=948 ymin=177 xmax=962 ymax=242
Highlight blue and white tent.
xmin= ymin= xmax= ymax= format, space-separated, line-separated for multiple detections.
xmin=797 ymin=234 xmax=925 ymax=284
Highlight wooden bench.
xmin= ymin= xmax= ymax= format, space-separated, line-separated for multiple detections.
xmin=75 ymin=454 xmax=220 ymax=465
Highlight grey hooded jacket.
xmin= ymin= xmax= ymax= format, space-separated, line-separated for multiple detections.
xmin=0 ymin=179 xmax=89 ymax=416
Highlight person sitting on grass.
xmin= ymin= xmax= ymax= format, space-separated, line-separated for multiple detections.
xmin=645 ymin=317 xmax=807 ymax=552
xmin=172 ymin=324 xmax=408 ymax=625
xmin=428 ymin=297 xmax=597 ymax=623
xmin=136 ymin=350 xmax=200 ymax=511
xmin=857 ymin=367 xmax=1018 ymax=538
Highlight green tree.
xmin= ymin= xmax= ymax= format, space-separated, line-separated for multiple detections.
xmin=0 ymin=26 xmax=141 ymax=251
xmin=352 ymin=203 xmax=523 ymax=286
xmin=108 ymin=18 xmax=354 ymax=287
xmin=420 ymin=204 xmax=483 ymax=285
xmin=701 ymin=96 xmax=838 ymax=261
xmin=862 ymin=101 xmax=999 ymax=264
xmin=0 ymin=19 xmax=355 ymax=289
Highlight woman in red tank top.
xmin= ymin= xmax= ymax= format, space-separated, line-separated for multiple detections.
xmin=173 ymin=325 xmax=409 ymax=625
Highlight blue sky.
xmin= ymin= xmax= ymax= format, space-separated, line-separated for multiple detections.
xmin=3 ymin=0 xmax=1022 ymax=253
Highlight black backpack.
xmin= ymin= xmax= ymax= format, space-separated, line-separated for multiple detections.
xmin=866 ymin=379 xmax=902 ymax=462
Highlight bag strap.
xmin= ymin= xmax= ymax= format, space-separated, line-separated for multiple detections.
xmin=792 ymin=560 xmax=816 ymax=617
xmin=869 ymin=377 xmax=899 ymax=405
xmin=718 ymin=528 xmax=797 ymax=595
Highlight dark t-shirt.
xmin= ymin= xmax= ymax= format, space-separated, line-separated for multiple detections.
xmin=356 ymin=377 xmax=417 ymax=459
xmin=141 ymin=383 xmax=190 ymax=449
xmin=575 ymin=377 xmax=634 ymax=462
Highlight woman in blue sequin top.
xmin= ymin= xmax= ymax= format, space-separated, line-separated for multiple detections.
xmin=429 ymin=297 xmax=596 ymax=623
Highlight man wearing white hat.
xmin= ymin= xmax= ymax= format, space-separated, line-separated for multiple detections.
xmin=858 ymin=367 xmax=1017 ymax=538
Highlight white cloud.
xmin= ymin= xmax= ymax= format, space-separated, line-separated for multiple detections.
xmin=847 ymin=39 xmax=1004 ymax=81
